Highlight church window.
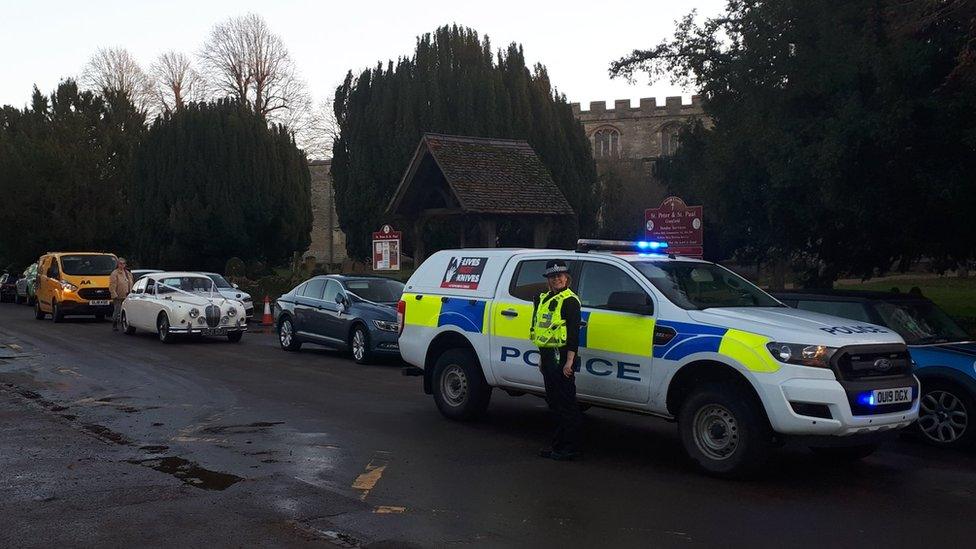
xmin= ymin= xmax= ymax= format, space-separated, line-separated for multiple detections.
xmin=593 ymin=127 xmax=621 ymax=158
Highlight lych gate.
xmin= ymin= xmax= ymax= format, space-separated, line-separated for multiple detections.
xmin=386 ymin=133 xmax=575 ymax=261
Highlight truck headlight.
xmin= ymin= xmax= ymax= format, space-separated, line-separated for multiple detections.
xmin=766 ymin=342 xmax=836 ymax=368
xmin=189 ymin=308 xmax=200 ymax=319
xmin=60 ymin=280 xmax=78 ymax=292
xmin=373 ymin=320 xmax=399 ymax=332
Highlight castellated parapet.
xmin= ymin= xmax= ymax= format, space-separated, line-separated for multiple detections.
xmin=571 ymin=95 xmax=706 ymax=160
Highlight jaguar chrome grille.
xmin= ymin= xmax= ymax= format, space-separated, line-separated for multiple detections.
xmin=205 ymin=305 xmax=221 ymax=328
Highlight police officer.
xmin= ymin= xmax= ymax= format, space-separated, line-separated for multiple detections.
xmin=531 ymin=259 xmax=583 ymax=461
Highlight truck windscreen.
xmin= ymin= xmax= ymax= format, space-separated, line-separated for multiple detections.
xmin=633 ymin=261 xmax=782 ymax=310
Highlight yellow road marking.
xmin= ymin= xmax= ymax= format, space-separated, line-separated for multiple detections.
xmin=373 ymin=506 xmax=406 ymax=514
xmin=352 ymin=451 xmax=392 ymax=501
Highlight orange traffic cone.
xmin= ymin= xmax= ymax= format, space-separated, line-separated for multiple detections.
xmin=262 ymin=296 xmax=273 ymax=326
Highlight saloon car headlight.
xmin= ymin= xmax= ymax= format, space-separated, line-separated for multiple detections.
xmin=60 ymin=280 xmax=78 ymax=292
xmin=373 ymin=320 xmax=399 ymax=332
xmin=766 ymin=342 xmax=836 ymax=368
xmin=227 ymin=307 xmax=237 ymax=317
xmin=189 ymin=308 xmax=200 ymax=319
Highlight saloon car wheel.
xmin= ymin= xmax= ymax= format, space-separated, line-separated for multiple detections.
xmin=916 ymin=381 xmax=974 ymax=448
xmin=227 ymin=331 xmax=243 ymax=343
xmin=350 ymin=325 xmax=371 ymax=364
xmin=157 ymin=314 xmax=173 ymax=344
xmin=34 ymin=301 xmax=46 ymax=320
xmin=121 ymin=311 xmax=135 ymax=335
xmin=679 ymin=381 xmax=771 ymax=478
xmin=432 ymin=348 xmax=491 ymax=421
xmin=278 ymin=318 xmax=301 ymax=351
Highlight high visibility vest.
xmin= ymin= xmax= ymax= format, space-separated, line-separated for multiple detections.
xmin=530 ymin=288 xmax=580 ymax=348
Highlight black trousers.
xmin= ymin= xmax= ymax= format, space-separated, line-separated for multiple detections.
xmin=540 ymin=347 xmax=582 ymax=454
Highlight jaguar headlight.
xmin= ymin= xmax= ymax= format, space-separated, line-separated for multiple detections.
xmin=189 ymin=308 xmax=200 ymax=319
xmin=373 ymin=320 xmax=399 ymax=332
xmin=227 ymin=307 xmax=237 ymax=317
xmin=766 ymin=342 xmax=836 ymax=368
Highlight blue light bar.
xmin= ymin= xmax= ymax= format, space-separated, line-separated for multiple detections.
xmin=577 ymin=239 xmax=670 ymax=253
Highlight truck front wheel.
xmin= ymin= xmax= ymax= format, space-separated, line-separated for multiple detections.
xmin=432 ymin=348 xmax=491 ymax=421
xmin=678 ymin=381 xmax=772 ymax=478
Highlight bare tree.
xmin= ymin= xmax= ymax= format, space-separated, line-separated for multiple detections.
xmin=82 ymin=47 xmax=153 ymax=111
xmin=297 ymin=96 xmax=340 ymax=159
xmin=150 ymin=51 xmax=203 ymax=112
xmin=198 ymin=13 xmax=307 ymax=118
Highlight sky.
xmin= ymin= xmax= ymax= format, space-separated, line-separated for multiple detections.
xmin=0 ymin=0 xmax=726 ymax=110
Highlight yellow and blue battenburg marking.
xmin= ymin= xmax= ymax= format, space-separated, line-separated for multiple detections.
xmin=402 ymin=293 xmax=488 ymax=333
xmin=653 ymin=320 xmax=780 ymax=372
xmin=653 ymin=320 xmax=729 ymax=360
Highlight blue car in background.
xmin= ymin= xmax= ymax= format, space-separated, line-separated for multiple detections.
xmin=775 ymin=289 xmax=976 ymax=448
xmin=274 ymin=275 xmax=404 ymax=364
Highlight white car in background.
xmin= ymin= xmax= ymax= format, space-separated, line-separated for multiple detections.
xmin=120 ymin=272 xmax=247 ymax=343
xmin=199 ymin=272 xmax=254 ymax=319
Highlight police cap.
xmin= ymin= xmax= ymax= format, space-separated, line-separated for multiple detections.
xmin=543 ymin=260 xmax=570 ymax=278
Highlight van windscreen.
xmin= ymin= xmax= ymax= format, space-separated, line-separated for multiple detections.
xmin=60 ymin=255 xmax=117 ymax=276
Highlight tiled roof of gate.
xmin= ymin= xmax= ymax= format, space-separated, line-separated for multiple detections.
xmin=398 ymin=133 xmax=575 ymax=216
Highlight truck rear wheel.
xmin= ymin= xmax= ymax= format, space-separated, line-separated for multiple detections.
xmin=678 ymin=381 xmax=771 ymax=478
xmin=432 ymin=348 xmax=491 ymax=421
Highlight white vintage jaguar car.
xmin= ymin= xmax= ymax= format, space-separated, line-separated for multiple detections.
xmin=120 ymin=272 xmax=248 ymax=343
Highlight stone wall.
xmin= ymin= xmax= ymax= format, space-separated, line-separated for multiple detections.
xmin=306 ymin=160 xmax=347 ymax=266
xmin=570 ymin=95 xmax=705 ymax=161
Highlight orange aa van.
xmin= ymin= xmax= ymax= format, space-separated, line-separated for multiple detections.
xmin=35 ymin=252 xmax=118 ymax=322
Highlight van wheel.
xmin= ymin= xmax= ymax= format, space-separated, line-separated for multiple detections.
xmin=51 ymin=301 xmax=64 ymax=323
xmin=34 ymin=301 xmax=46 ymax=320
xmin=432 ymin=348 xmax=491 ymax=421
xmin=157 ymin=314 xmax=173 ymax=343
xmin=809 ymin=443 xmax=879 ymax=461
xmin=678 ymin=381 xmax=771 ymax=478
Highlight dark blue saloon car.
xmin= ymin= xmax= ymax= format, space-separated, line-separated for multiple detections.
xmin=274 ymin=275 xmax=404 ymax=364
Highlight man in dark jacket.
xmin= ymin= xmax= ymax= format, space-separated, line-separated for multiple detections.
xmin=531 ymin=259 xmax=583 ymax=461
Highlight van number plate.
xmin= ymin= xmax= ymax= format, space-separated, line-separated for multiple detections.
xmin=872 ymin=387 xmax=912 ymax=405
xmin=89 ymin=300 xmax=110 ymax=306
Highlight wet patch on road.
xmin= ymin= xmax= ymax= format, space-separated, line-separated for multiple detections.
xmin=139 ymin=445 xmax=170 ymax=454
xmin=127 ymin=456 xmax=243 ymax=491
xmin=82 ymin=423 xmax=133 ymax=445
xmin=202 ymin=421 xmax=285 ymax=435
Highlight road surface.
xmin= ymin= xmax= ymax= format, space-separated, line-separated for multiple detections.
xmin=1 ymin=304 xmax=974 ymax=547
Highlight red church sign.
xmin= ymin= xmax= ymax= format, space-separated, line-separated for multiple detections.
xmin=644 ymin=196 xmax=703 ymax=258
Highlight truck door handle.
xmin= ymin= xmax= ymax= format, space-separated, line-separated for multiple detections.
xmin=500 ymin=309 xmax=518 ymax=317
xmin=579 ymin=321 xmax=588 ymax=328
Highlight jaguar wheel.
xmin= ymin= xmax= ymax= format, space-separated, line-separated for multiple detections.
xmin=121 ymin=311 xmax=135 ymax=335
xmin=157 ymin=314 xmax=173 ymax=343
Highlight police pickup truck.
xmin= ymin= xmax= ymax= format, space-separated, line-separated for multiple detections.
xmin=397 ymin=240 xmax=919 ymax=476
